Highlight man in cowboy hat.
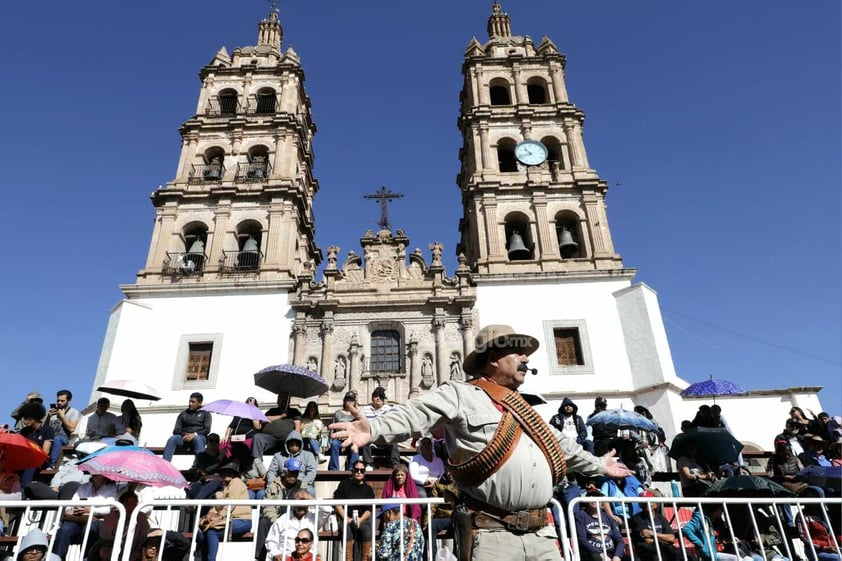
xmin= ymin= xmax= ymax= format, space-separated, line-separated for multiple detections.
xmin=331 ymin=324 xmax=633 ymax=561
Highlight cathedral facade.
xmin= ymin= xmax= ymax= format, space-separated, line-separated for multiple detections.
xmin=87 ymin=5 xmax=822 ymax=451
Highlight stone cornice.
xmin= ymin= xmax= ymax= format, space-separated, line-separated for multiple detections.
xmin=121 ymin=280 xmax=295 ymax=298
xmin=472 ymin=268 xmax=637 ymax=284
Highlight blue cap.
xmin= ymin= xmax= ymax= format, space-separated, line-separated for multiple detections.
xmin=284 ymin=457 xmax=303 ymax=472
xmin=377 ymin=503 xmax=401 ymax=518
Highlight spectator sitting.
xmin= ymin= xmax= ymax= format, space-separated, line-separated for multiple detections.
xmin=575 ymin=490 xmax=625 ymax=561
xmin=676 ymin=441 xmax=718 ymax=497
xmin=284 ymin=528 xmax=320 ymax=561
xmin=333 ymin=459 xmax=375 ymax=561
xmin=381 ymin=464 xmax=422 ymax=522
xmin=15 ymin=528 xmax=50 ymax=561
xmin=810 ymin=412 xmax=833 ymax=443
xmin=85 ymin=398 xmax=118 ymax=441
xmin=408 ymin=435 xmax=445 ymax=498
xmin=256 ymin=458 xmax=306 ymax=561
xmin=87 ymin=490 xmax=149 ymax=561
xmin=550 ymin=397 xmax=593 ymax=453
xmin=359 ymin=387 xmax=400 ymax=469
xmin=766 ymin=439 xmax=824 ymax=498
xmin=683 ymin=504 xmax=742 ymax=561
xmin=634 ymin=405 xmax=670 ymax=473
xmin=266 ymin=431 xmax=317 ymax=495
xmin=196 ymin=461 xmax=251 ymax=561
xmin=587 ymin=396 xmax=610 ymax=451
xmin=17 ymin=402 xmax=54 ymax=487
xmin=188 ymin=433 xmax=224 ymax=500
xmin=376 ymin=503 xmax=425 ymax=561
xmin=264 ymin=490 xmax=331 ymax=561
xmin=222 ymin=397 xmax=262 ymax=472
xmin=24 ymin=447 xmax=90 ymax=500
xmin=162 ymin=392 xmax=211 ymax=462
xmin=300 ymin=401 xmax=325 ymax=461
xmin=53 ymin=474 xmax=119 ymax=560
xmin=776 ymin=419 xmax=806 ymax=457
xmin=798 ymin=503 xmax=842 ymax=561
xmin=252 ymin=392 xmax=303 ymax=476
xmin=115 ymin=399 xmax=142 ymax=439
xmin=799 ymin=435 xmax=833 ymax=468
xmin=630 ymin=489 xmax=682 ymax=561
xmin=598 ymin=462 xmax=644 ymax=526
xmin=46 ymin=389 xmax=80 ymax=469
xmin=328 ymin=392 xmax=360 ymax=471
xmin=10 ymin=391 xmax=44 ymax=432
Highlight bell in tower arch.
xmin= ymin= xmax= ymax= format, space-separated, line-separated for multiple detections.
xmin=558 ymin=226 xmax=579 ymax=259
xmin=507 ymin=230 xmax=531 ymax=261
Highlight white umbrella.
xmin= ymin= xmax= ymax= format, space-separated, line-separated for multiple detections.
xmin=97 ymin=379 xmax=162 ymax=401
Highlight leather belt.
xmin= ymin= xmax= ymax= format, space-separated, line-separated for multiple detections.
xmin=461 ymin=495 xmax=547 ymax=533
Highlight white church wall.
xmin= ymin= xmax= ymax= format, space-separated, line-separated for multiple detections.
xmin=475 ymin=278 xmax=639 ymax=398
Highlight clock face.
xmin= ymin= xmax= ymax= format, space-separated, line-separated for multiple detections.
xmin=514 ymin=140 xmax=548 ymax=166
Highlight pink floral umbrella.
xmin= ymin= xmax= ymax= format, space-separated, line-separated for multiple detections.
xmin=79 ymin=449 xmax=187 ymax=488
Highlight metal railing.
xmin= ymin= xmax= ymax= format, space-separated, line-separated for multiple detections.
xmin=0 ymin=499 xmax=125 ymax=561
xmin=219 ymin=248 xmax=264 ymax=274
xmin=363 ymin=357 xmax=406 ymax=375
xmin=205 ymin=98 xmax=241 ymax=117
xmin=188 ymin=163 xmax=225 ymax=184
xmin=244 ymin=95 xmax=279 ymax=115
xmin=235 ymin=161 xmax=272 ymax=183
xmin=163 ymin=251 xmax=207 ymax=275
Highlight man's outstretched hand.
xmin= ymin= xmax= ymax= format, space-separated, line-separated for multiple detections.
xmin=601 ymin=449 xmax=635 ymax=478
xmin=328 ymin=404 xmax=373 ymax=452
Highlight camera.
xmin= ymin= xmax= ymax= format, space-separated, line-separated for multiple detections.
xmin=50 ymin=403 xmax=57 ymax=410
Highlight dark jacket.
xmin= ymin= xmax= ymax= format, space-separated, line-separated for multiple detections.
xmin=172 ymin=408 xmax=212 ymax=436
xmin=550 ymin=397 xmax=588 ymax=445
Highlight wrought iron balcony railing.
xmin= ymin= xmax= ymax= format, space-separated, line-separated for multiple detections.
xmin=362 ymin=357 xmax=406 ymax=375
xmin=219 ymin=248 xmax=264 ymax=274
xmin=188 ymin=163 xmax=225 ymax=184
xmin=235 ymin=161 xmax=272 ymax=183
xmin=244 ymin=95 xmax=279 ymax=115
xmin=205 ymin=98 xmax=241 ymax=116
xmin=163 ymin=251 xmax=208 ymax=275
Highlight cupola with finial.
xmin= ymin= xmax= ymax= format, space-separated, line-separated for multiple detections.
xmin=257 ymin=1 xmax=283 ymax=52
xmin=487 ymin=3 xmax=512 ymax=39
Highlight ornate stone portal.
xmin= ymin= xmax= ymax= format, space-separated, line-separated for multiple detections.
xmin=290 ymin=227 xmax=475 ymax=407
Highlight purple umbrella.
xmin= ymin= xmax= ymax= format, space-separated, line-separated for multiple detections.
xmin=254 ymin=364 xmax=329 ymax=398
xmin=681 ymin=374 xmax=747 ymax=403
xmin=201 ymin=399 xmax=269 ymax=421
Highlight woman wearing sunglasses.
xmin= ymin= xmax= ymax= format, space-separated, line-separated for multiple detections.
xmin=286 ymin=529 xmax=318 ymax=561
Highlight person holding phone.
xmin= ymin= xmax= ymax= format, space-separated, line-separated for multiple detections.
xmin=47 ymin=390 xmax=80 ymax=469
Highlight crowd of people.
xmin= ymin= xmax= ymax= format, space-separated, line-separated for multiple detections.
xmin=2 ymin=323 xmax=840 ymax=561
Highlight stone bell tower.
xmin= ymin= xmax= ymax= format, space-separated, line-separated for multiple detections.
xmin=457 ymin=3 xmax=623 ymax=276
xmin=136 ymin=7 xmax=320 ymax=288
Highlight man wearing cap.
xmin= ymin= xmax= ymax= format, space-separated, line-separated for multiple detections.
xmin=799 ymin=435 xmax=833 ymax=468
xmin=11 ymin=391 xmax=45 ymax=432
xmin=332 ymin=324 xmax=633 ymax=561
xmin=255 ymin=458 xmax=305 ymax=561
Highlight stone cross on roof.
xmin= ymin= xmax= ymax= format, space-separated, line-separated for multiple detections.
xmin=364 ymin=186 xmax=404 ymax=231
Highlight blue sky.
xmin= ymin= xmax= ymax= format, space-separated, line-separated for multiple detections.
xmin=0 ymin=1 xmax=839 ymax=425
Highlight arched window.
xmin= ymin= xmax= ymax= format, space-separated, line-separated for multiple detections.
xmin=555 ymin=211 xmax=583 ymax=259
xmin=239 ymin=145 xmax=270 ymax=181
xmin=255 ymin=88 xmax=277 ymax=114
xmin=217 ymin=89 xmax=238 ymax=115
xmin=190 ymin=147 xmax=225 ymax=184
xmin=489 ymin=78 xmax=511 ymax=105
xmin=497 ymin=138 xmax=517 ymax=172
xmin=526 ymin=77 xmax=549 ymax=104
xmin=235 ymin=220 xmax=262 ymax=271
xmin=541 ymin=136 xmax=564 ymax=169
xmin=182 ymin=224 xmax=208 ymax=272
xmin=370 ymin=330 xmax=402 ymax=373
xmin=504 ymin=213 xmax=534 ymax=261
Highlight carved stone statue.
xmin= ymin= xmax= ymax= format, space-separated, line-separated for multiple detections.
xmin=326 ymin=245 xmax=340 ymax=269
xmin=429 ymin=241 xmax=444 ymax=267
xmin=307 ymin=357 xmax=318 ymax=372
xmin=421 ymin=354 xmax=435 ymax=389
xmin=450 ymin=352 xmax=463 ymax=381
xmin=333 ymin=355 xmax=347 ymax=390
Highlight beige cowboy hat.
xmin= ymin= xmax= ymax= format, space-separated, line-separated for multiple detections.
xmin=462 ymin=324 xmax=539 ymax=376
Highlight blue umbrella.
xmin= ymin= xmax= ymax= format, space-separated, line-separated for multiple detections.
xmin=77 ymin=445 xmax=155 ymax=462
xmin=681 ymin=374 xmax=747 ymax=402
xmin=254 ymin=364 xmax=329 ymax=398
xmin=586 ymin=409 xmax=658 ymax=431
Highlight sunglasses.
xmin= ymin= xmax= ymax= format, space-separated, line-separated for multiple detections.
xmin=294 ymin=537 xmax=312 ymax=544
xmin=352 ymin=468 xmax=366 ymax=474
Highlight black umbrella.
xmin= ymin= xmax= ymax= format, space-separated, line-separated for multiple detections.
xmin=253 ymin=364 xmax=329 ymax=398
xmin=668 ymin=427 xmax=744 ymax=467
xmin=703 ymin=475 xmax=795 ymax=498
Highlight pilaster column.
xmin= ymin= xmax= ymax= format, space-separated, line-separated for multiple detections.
xmin=407 ymin=335 xmax=420 ymax=397
xmin=476 ymin=68 xmax=489 ymax=106
xmin=319 ymin=316 xmax=334 ymax=381
xmin=149 ymin=205 xmax=178 ymax=268
xmin=563 ymin=121 xmax=582 ymax=167
xmin=272 ymin=132 xmax=286 ymax=178
xmin=549 ymin=64 xmax=569 ymax=103
xmin=512 ymin=67 xmax=525 ymax=105
xmin=459 ymin=313 xmax=474 ymax=366
xmin=571 ymin=122 xmax=589 ymax=167
xmin=208 ymin=200 xmax=232 ymax=269
xmin=292 ymin=320 xmax=307 ymax=365
xmin=583 ymin=196 xmax=607 ymax=255
xmin=433 ymin=313 xmax=447 ymax=386
xmin=478 ymin=124 xmax=493 ymax=172
xmin=482 ymin=195 xmax=503 ymax=259
xmin=348 ymin=335 xmax=361 ymax=394
xmin=264 ymin=201 xmax=286 ymax=267
xmin=176 ymin=135 xmax=198 ymax=179
xmin=532 ymin=193 xmax=557 ymax=260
